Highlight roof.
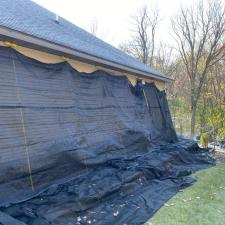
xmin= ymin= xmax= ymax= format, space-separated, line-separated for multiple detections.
xmin=0 ymin=0 xmax=171 ymax=81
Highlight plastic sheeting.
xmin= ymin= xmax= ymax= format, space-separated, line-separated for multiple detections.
xmin=0 ymin=47 xmax=213 ymax=225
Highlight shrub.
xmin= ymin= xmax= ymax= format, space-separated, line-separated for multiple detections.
xmin=200 ymin=132 xmax=209 ymax=148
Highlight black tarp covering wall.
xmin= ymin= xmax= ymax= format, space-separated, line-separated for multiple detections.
xmin=0 ymin=47 xmax=213 ymax=225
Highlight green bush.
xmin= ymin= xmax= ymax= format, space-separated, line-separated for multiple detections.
xmin=200 ymin=132 xmax=209 ymax=148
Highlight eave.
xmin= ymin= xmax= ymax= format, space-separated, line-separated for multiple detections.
xmin=0 ymin=25 xmax=173 ymax=83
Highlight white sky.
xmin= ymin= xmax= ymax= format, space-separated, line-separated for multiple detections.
xmin=32 ymin=0 xmax=194 ymax=47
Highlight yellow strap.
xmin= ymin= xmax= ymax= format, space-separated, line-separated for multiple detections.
xmin=3 ymin=41 xmax=17 ymax=48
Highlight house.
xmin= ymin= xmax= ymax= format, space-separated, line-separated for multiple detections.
xmin=0 ymin=0 xmax=177 ymax=185
xmin=0 ymin=1 xmax=181 ymax=224
xmin=0 ymin=0 xmax=171 ymax=90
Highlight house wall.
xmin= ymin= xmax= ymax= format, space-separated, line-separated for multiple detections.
xmin=0 ymin=41 xmax=165 ymax=90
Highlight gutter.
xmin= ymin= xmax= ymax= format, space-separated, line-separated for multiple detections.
xmin=0 ymin=26 xmax=173 ymax=83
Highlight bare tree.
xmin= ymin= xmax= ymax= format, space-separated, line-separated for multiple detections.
xmin=89 ymin=18 xmax=99 ymax=37
xmin=154 ymin=42 xmax=176 ymax=75
xmin=172 ymin=0 xmax=225 ymax=137
xmin=119 ymin=5 xmax=160 ymax=66
xmin=89 ymin=18 xmax=108 ymax=40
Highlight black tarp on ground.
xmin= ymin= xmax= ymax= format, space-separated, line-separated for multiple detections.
xmin=0 ymin=47 xmax=213 ymax=225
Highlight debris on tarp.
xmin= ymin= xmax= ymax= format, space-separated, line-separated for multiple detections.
xmin=0 ymin=47 xmax=214 ymax=225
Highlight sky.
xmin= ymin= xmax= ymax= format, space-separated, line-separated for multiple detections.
xmin=32 ymin=0 xmax=194 ymax=47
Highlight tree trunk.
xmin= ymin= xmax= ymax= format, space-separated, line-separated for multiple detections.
xmin=191 ymin=103 xmax=197 ymax=138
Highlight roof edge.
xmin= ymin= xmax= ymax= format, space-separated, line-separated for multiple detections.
xmin=0 ymin=26 xmax=173 ymax=82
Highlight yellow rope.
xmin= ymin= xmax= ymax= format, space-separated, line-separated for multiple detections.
xmin=12 ymin=58 xmax=34 ymax=191
xmin=143 ymin=89 xmax=149 ymax=109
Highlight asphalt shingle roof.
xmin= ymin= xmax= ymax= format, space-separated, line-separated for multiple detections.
xmin=0 ymin=0 xmax=170 ymax=80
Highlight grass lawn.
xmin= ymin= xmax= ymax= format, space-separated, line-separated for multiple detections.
xmin=147 ymin=163 xmax=225 ymax=225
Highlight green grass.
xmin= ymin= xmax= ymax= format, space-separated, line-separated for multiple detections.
xmin=147 ymin=164 xmax=225 ymax=225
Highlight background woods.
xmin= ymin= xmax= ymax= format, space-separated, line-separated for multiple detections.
xmin=119 ymin=0 xmax=225 ymax=141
